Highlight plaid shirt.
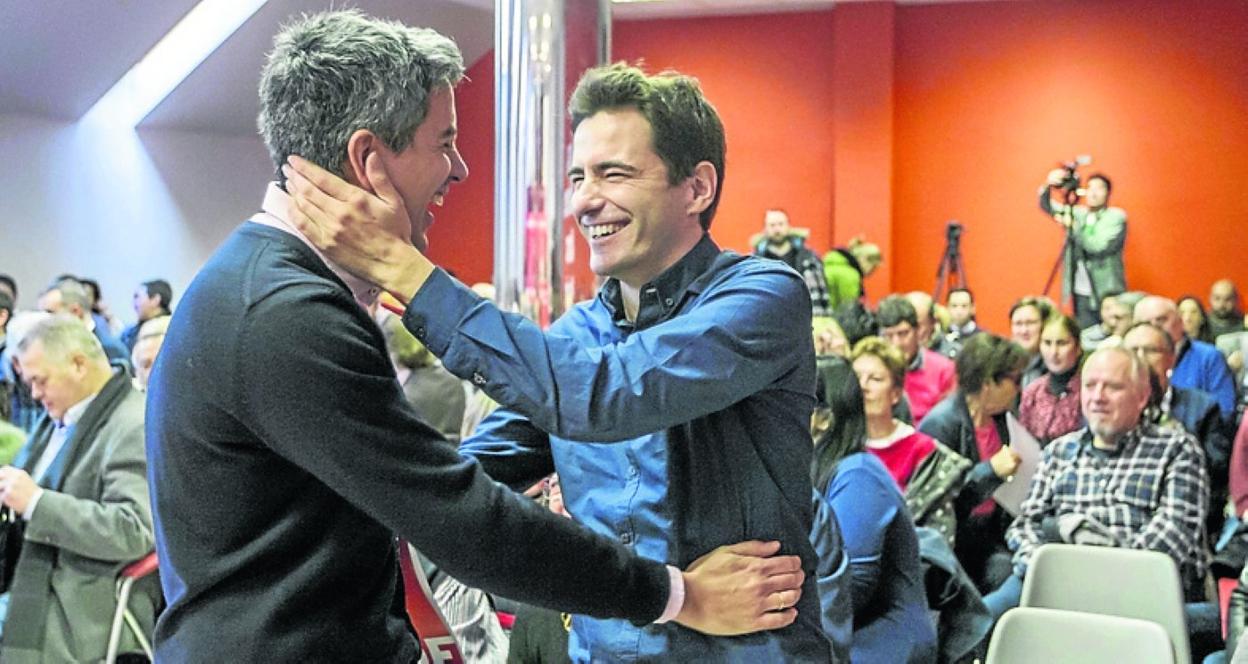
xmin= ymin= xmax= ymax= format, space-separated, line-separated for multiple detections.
xmin=754 ymin=241 xmax=832 ymax=317
xmin=1006 ymin=421 xmax=1209 ymax=580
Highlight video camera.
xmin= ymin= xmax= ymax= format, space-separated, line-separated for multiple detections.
xmin=1054 ymin=154 xmax=1093 ymax=196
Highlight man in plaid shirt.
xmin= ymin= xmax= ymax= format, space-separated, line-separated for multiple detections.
xmin=984 ymin=345 xmax=1210 ymax=618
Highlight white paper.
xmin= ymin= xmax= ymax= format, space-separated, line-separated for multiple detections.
xmin=993 ymin=412 xmax=1044 ymax=516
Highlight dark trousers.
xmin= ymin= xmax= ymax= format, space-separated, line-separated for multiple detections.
xmin=1074 ymin=294 xmax=1100 ymax=329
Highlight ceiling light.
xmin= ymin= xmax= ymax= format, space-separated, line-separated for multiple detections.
xmin=82 ymin=0 xmax=268 ymax=127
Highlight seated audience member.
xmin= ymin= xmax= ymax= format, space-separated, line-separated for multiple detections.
xmin=0 ymin=315 xmax=157 ymax=661
xmin=1080 ymin=291 xmax=1127 ymax=351
xmin=833 ymin=301 xmax=878 ymax=348
xmin=1136 ymin=295 xmax=1237 ymax=422
xmin=1180 ymin=295 xmax=1217 ymax=344
xmin=122 ymin=279 xmax=173 ymax=352
xmin=878 ymin=295 xmax=956 ymax=424
xmin=79 ymin=278 xmax=122 ymax=337
xmin=1221 ymin=562 xmax=1248 ymax=664
xmin=1210 ymin=279 xmax=1246 ymax=340
xmin=1009 ymin=296 xmax=1055 ymax=388
xmin=36 ymin=278 xmax=129 ymax=369
xmin=941 ymin=288 xmax=980 ymax=358
xmin=848 ymin=339 xmax=969 ymax=547
xmin=1123 ymin=322 xmax=1230 ymax=535
xmin=130 ymin=315 xmax=171 ymax=391
xmin=813 ymin=316 xmax=850 ymax=358
xmin=3 ymin=312 xmax=50 ymax=433
xmin=919 ymin=334 xmax=1027 ymax=591
xmin=0 ymin=275 xmax=14 ymax=302
xmin=904 ymin=291 xmax=941 ymax=350
xmin=810 ymin=356 xmax=938 ymax=664
xmin=381 ymin=313 xmax=467 ymax=444
xmin=1228 ymin=418 xmax=1248 ymax=549
xmin=1019 ymin=314 xmax=1085 ymax=445
xmin=823 ymin=237 xmax=882 ymax=311
xmin=986 ymin=346 xmax=1209 ymax=618
xmin=753 ymin=209 xmax=833 ymax=317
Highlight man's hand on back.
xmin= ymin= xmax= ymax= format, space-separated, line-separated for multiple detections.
xmin=675 ymin=540 xmax=804 ymax=636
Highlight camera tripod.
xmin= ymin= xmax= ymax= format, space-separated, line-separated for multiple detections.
xmin=933 ymin=221 xmax=967 ymax=303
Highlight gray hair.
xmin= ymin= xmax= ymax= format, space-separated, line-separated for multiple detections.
xmin=16 ymin=313 xmax=107 ymax=364
xmin=258 ymin=9 xmax=465 ymax=180
xmin=1086 ymin=344 xmax=1150 ymax=392
xmin=47 ymin=278 xmax=91 ymax=313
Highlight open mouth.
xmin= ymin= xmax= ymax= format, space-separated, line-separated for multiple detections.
xmin=586 ymin=222 xmax=627 ymax=240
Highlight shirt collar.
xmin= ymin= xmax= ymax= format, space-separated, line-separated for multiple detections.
xmin=908 ymin=348 xmax=925 ymax=372
xmin=1079 ymin=420 xmax=1144 ymax=457
xmin=599 ymin=234 xmax=720 ymax=329
xmin=60 ymin=392 xmax=97 ymax=429
xmin=251 ymin=183 xmax=381 ymax=309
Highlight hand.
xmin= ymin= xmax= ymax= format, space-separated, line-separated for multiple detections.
xmin=1046 ymin=168 xmax=1067 ymax=187
xmin=0 ymin=466 xmax=39 ymax=515
xmin=675 ymin=540 xmax=804 ymax=636
xmin=990 ymin=446 xmax=1021 ymax=479
xmin=282 ymin=154 xmax=432 ymax=300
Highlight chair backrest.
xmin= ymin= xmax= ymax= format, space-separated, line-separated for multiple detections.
xmin=1020 ymin=543 xmax=1189 ymax=664
xmin=986 ymin=607 xmax=1176 ymax=664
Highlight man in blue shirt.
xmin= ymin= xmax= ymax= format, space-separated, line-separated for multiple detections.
xmin=1135 ymin=295 xmax=1237 ymax=422
xmin=284 ymin=63 xmax=835 ymax=661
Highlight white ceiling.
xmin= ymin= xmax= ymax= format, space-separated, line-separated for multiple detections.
xmin=0 ymin=0 xmax=981 ymax=136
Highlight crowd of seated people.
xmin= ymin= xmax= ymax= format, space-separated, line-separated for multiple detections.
xmin=808 ymin=278 xmax=1247 ymax=663
xmin=1 ymin=257 xmax=1246 ymax=662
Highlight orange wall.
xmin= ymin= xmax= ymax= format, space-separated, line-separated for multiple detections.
xmin=892 ymin=0 xmax=1248 ymax=331
xmin=613 ymin=12 xmax=840 ymax=257
xmin=435 ymin=1 xmax=1248 ymax=327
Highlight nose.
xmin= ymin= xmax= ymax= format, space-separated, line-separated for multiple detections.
xmin=568 ymin=178 xmax=605 ymax=222
xmin=449 ymin=146 xmax=468 ymax=183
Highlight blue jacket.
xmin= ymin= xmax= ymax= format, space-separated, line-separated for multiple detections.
xmin=1171 ymin=338 xmax=1237 ymax=422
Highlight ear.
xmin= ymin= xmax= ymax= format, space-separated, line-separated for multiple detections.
xmin=343 ymin=129 xmax=383 ymax=191
xmin=684 ymin=161 xmax=717 ymax=217
xmin=889 ymin=386 xmax=903 ymax=407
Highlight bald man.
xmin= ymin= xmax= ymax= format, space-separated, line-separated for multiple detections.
xmin=1210 ymin=279 xmax=1246 ymax=340
xmin=1135 ymin=295 xmax=1237 ymax=422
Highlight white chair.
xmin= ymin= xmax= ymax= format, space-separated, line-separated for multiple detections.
xmin=987 ymin=607 xmax=1176 ymax=664
xmin=1020 ymin=543 xmax=1189 ymax=664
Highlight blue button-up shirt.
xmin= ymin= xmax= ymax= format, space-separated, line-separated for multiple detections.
xmin=407 ymin=236 xmax=833 ymax=662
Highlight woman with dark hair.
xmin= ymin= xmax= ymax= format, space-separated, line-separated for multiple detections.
xmin=918 ymin=333 xmax=1029 ymax=592
xmin=811 ymin=356 xmax=937 ymax=664
xmin=1018 ymin=314 xmax=1085 ymax=445
xmin=1178 ymin=295 xmax=1216 ymax=344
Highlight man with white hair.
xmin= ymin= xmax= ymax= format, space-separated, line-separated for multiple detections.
xmin=1135 ymin=294 xmax=1237 ymax=422
xmin=0 ymin=315 xmax=155 ymax=661
xmin=984 ymin=346 xmax=1209 ymax=617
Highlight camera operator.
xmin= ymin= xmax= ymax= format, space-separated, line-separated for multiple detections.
xmin=1038 ymin=166 xmax=1127 ymax=329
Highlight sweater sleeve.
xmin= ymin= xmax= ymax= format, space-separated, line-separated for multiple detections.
xmin=236 ymin=284 xmax=668 ymax=624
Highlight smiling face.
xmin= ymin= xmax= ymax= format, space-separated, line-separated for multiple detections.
xmin=1081 ymin=349 xmax=1148 ymax=443
xmin=567 ymin=109 xmax=705 ymax=289
xmin=374 ymin=86 xmax=467 ymax=253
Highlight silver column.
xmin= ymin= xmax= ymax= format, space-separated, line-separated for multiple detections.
xmin=494 ymin=0 xmax=610 ymax=327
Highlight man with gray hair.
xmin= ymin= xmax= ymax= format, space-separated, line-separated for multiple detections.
xmin=0 ymin=315 xmax=155 ymax=661
xmin=148 ymin=11 xmax=804 ymax=663
xmin=984 ymin=345 xmax=1209 ymax=617
xmin=37 ymin=279 xmax=129 ymax=368
xmin=1135 ymin=294 xmax=1237 ymax=422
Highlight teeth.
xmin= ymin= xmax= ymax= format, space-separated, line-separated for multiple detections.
xmin=432 ymin=193 xmax=445 ymax=207
xmin=589 ymin=223 xmax=624 ymax=239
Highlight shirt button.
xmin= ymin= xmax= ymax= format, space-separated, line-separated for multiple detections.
xmin=414 ymin=326 xmax=427 ymax=338
xmin=620 ymin=532 xmax=633 ymax=545
xmin=664 ymin=298 xmax=673 ymax=307
xmin=628 ymin=464 xmax=638 ymax=477
xmin=472 ymin=372 xmax=487 ymax=386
